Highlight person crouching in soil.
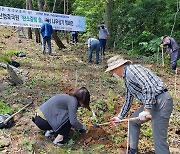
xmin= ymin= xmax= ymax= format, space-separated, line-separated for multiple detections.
xmin=32 ymin=87 xmax=90 ymax=145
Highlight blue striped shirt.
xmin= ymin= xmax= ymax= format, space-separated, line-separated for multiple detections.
xmin=118 ymin=64 xmax=166 ymax=119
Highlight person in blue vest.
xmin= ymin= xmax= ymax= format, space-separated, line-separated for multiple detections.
xmin=40 ymin=18 xmax=53 ymax=55
xmin=87 ymin=37 xmax=100 ymax=64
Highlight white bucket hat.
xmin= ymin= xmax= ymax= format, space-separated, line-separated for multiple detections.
xmin=160 ymin=36 xmax=167 ymax=40
xmin=105 ymin=55 xmax=132 ymax=72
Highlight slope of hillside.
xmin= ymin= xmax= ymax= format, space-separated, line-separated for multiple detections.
xmin=0 ymin=26 xmax=179 ymax=153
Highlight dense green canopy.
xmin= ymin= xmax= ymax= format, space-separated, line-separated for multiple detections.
xmin=0 ymin=0 xmax=179 ymax=56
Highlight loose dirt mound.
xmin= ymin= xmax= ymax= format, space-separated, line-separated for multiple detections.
xmin=78 ymin=126 xmax=113 ymax=147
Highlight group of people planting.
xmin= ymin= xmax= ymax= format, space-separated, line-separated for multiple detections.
xmin=40 ymin=18 xmax=179 ymax=72
xmin=32 ymin=19 xmax=179 ymax=154
xmin=32 ymin=58 xmax=177 ymax=153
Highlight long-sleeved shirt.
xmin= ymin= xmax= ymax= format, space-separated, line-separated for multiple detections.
xmin=88 ymin=38 xmax=99 ymax=47
xmin=162 ymin=36 xmax=179 ymax=55
xmin=40 ymin=21 xmax=53 ymax=38
xmin=40 ymin=94 xmax=83 ymax=132
xmin=118 ymin=64 xmax=167 ymax=119
xmin=98 ymin=27 xmax=109 ymax=39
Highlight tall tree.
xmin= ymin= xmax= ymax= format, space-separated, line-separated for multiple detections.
xmin=37 ymin=0 xmax=66 ymax=49
xmin=26 ymin=0 xmax=32 ymax=39
xmin=105 ymin=0 xmax=113 ymax=48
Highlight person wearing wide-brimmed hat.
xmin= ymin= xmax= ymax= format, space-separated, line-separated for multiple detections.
xmin=105 ymin=55 xmax=173 ymax=154
xmin=160 ymin=36 xmax=179 ymax=71
xmin=32 ymin=87 xmax=90 ymax=146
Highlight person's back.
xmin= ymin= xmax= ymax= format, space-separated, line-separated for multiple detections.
xmin=161 ymin=36 xmax=179 ymax=70
xmin=87 ymin=38 xmax=100 ymax=64
xmin=165 ymin=36 xmax=179 ymax=52
xmin=40 ymin=18 xmax=53 ymax=55
xmin=40 ymin=21 xmax=53 ymax=38
xmin=98 ymin=23 xmax=109 ymax=56
xmin=99 ymin=26 xmax=109 ymax=39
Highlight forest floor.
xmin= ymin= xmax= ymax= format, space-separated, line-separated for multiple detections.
xmin=0 ymin=26 xmax=180 ymax=154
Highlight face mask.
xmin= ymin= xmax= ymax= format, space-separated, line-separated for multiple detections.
xmin=113 ymin=73 xmax=120 ymax=79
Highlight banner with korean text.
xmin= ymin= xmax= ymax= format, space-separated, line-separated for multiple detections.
xmin=0 ymin=6 xmax=85 ymax=31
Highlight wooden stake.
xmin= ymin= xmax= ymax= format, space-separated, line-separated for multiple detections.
xmin=174 ymin=68 xmax=177 ymax=96
xmin=157 ymin=47 xmax=159 ymax=64
xmin=75 ymin=70 xmax=78 ymax=87
xmin=161 ymin=47 xmax=164 ymax=67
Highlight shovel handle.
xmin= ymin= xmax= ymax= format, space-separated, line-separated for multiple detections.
xmin=97 ymin=115 xmax=152 ymax=126
xmin=3 ymin=101 xmax=33 ymax=124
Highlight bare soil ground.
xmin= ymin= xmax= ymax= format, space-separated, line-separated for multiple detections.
xmin=0 ymin=26 xmax=180 ymax=153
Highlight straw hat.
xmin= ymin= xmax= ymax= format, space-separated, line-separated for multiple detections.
xmin=105 ymin=55 xmax=132 ymax=72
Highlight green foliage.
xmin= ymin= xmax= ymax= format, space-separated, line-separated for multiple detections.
xmin=0 ymin=0 xmax=26 ymax=9
xmin=5 ymin=50 xmax=19 ymax=56
xmin=0 ymin=55 xmax=11 ymax=63
xmin=22 ymin=138 xmax=36 ymax=151
xmin=177 ymin=59 xmax=180 ymax=66
xmin=72 ymin=0 xmax=179 ymax=56
xmin=142 ymin=127 xmax=153 ymax=139
xmin=72 ymin=0 xmax=105 ymax=36
xmin=105 ymin=90 xmax=116 ymax=111
xmin=139 ymin=37 xmax=162 ymax=56
xmin=0 ymin=101 xmax=14 ymax=114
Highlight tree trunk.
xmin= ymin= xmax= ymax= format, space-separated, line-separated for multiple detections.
xmin=43 ymin=0 xmax=47 ymax=11
xmin=52 ymin=31 xmax=66 ymax=49
xmin=37 ymin=0 xmax=43 ymax=11
xmin=26 ymin=0 xmax=32 ymax=39
xmin=105 ymin=0 xmax=113 ymax=49
xmin=35 ymin=29 xmax=41 ymax=43
xmin=37 ymin=0 xmax=66 ymax=49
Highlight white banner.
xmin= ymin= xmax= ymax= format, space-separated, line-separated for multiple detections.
xmin=0 ymin=6 xmax=86 ymax=31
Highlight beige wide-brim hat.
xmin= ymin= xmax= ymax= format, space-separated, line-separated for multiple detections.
xmin=105 ymin=55 xmax=132 ymax=72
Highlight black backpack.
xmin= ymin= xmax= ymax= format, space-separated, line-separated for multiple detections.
xmin=0 ymin=114 xmax=14 ymax=129
xmin=8 ymin=60 xmax=20 ymax=67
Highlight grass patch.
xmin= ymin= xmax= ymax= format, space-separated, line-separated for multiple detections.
xmin=0 ymin=101 xmax=14 ymax=114
xmin=0 ymin=55 xmax=11 ymax=63
xmin=5 ymin=49 xmax=19 ymax=56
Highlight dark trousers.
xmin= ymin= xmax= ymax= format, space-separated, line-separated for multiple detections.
xmin=72 ymin=34 xmax=78 ymax=43
xmin=99 ymin=39 xmax=107 ymax=56
xmin=171 ymin=49 xmax=180 ymax=70
xmin=88 ymin=41 xmax=100 ymax=64
xmin=42 ymin=36 xmax=52 ymax=55
xmin=32 ymin=116 xmax=72 ymax=141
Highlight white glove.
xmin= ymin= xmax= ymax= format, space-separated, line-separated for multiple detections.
xmin=110 ymin=116 xmax=121 ymax=126
xmin=160 ymin=44 xmax=163 ymax=48
xmin=139 ymin=111 xmax=150 ymax=121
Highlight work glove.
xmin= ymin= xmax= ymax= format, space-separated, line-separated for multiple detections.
xmin=79 ymin=125 xmax=86 ymax=133
xmin=110 ymin=116 xmax=121 ymax=126
xmin=160 ymin=44 xmax=163 ymax=48
xmin=138 ymin=111 xmax=150 ymax=121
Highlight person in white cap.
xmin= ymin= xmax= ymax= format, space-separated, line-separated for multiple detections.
xmin=105 ymin=55 xmax=173 ymax=154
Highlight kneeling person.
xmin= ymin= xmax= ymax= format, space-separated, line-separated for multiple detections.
xmin=32 ymin=87 xmax=90 ymax=145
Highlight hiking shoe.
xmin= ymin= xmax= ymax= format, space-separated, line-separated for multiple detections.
xmin=53 ymin=140 xmax=65 ymax=146
xmin=44 ymin=130 xmax=54 ymax=137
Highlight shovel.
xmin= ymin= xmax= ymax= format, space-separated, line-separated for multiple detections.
xmin=93 ymin=115 xmax=152 ymax=128
xmin=0 ymin=100 xmax=33 ymax=129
